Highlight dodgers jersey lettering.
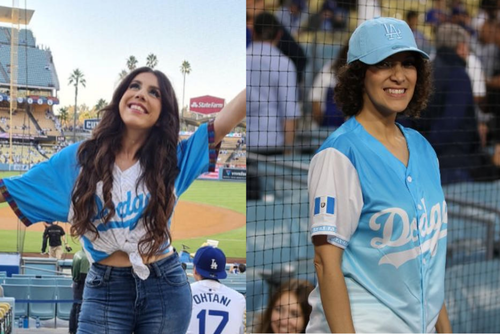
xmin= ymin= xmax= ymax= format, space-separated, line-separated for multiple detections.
xmin=306 ymin=117 xmax=447 ymax=333
xmin=0 ymin=123 xmax=217 ymax=280
xmin=186 ymin=280 xmax=246 ymax=334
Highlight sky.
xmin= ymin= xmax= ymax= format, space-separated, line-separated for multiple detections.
xmin=0 ymin=0 xmax=246 ymax=113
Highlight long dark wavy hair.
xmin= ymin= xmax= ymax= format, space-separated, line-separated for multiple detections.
xmin=70 ymin=67 xmax=180 ymax=260
xmin=334 ymin=54 xmax=432 ymax=118
xmin=257 ymin=279 xmax=314 ymax=333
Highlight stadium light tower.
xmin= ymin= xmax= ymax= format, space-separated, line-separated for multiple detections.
xmin=0 ymin=3 xmax=34 ymax=163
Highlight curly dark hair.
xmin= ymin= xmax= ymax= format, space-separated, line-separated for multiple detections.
xmin=256 ymin=279 xmax=314 ymax=333
xmin=70 ymin=66 xmax=180 ymax=261
xmin=334 ymin=55 xmax=432 ymax=118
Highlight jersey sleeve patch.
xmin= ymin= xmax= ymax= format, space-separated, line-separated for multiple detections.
xmin=314 ymin=196 xmax=335 ymax=215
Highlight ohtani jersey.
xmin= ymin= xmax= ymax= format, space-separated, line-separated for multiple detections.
xmin=0 ymin=123 xmax=218 ymax=280
xmin=186 ymin=279 xmax=246 ymax=334
xmin=306 ymin=117 xmax=447 ymax=333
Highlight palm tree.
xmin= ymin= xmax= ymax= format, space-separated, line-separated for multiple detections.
xmin=118 ymin=69 xmax=128 ymax=81
xmin=95 ymin=98 xmax=108 ymax=118
xmin=180 ymin=60 xmax=192 ymax=119
xmin=126 ymin=56 xmax=138 ymax=71
xmin=146 ymin=53 xmax=158 ymax=69
xmin=68 ymin=69 xmax=86 ymax=142
xmin=58 ymin=106 xmax=69 ymax=127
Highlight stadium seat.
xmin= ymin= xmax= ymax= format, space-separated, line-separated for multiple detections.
xmin=55 ymin=278 xmax=73 ymax=286
xmin=30 ymin=278 xmax=57 ymax=286
xmin=29 ymin=285 xmax=56 ymax=322
xmin=4 ymin=277 xmax=30 ymax=285
xmin=56 ymin=286 xmax=73 ymax=322
xmin=1 ymin=284 xmax=29 ymax=319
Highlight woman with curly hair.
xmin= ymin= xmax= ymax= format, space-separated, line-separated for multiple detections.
xmin=306 ymin=17 xmax=452 ymax=332
xmin=0 ymin=67 xmax=246 ymax=333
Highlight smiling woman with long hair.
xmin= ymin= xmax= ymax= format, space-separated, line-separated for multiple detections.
xmin=0 ymin=67 xmax=246 ymax=334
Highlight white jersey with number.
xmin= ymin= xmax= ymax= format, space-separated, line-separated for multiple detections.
xmin=186 ymin=279 xmax=246 ymax=334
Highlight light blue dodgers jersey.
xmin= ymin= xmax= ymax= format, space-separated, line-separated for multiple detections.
xmin=306 ymin=117 xmax=447 ymax=333
xmin=0 ymin=123 xmax=218 ymax=279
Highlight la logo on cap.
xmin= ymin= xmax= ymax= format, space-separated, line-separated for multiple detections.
xmin=211 ymin=259 xmax=218 ymax=269
xmin=383 ymin=23 xmax=402 ymax=40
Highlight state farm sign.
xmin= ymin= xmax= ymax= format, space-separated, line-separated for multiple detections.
xmin=189 ymin=95 xmax=225 ymax=115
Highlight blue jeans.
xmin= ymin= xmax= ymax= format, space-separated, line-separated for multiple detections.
xmin=77 ymin=252 xmax=192 ymax=334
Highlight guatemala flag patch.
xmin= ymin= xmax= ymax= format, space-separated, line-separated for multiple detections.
xmin=314 ymin=196 xmax=335 ymax=215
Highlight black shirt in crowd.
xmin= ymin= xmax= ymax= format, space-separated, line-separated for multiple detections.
xmin=43 ymin=224 xmax=65 ymax=247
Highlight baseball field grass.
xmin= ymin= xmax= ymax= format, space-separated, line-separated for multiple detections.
xmin=0 ymin=173 xmax=246 ymax=258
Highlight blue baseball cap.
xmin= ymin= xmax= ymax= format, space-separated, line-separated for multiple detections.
xmin=347 ymin=17 xmax=429 ymax=65
xmin=193 ymin=246 xmax=227 ymax=280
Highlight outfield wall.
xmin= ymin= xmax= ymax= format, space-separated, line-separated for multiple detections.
xmin=1 ymin=163 xmax=246 ymax=182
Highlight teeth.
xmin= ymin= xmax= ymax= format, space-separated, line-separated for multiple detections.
xmin=387 ymin=89 xmax=405 ymax=94
xmin=130 ymin=104 xmax=146 ymax=113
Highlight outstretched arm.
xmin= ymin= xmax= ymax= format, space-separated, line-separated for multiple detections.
xmin=213 ymin=89 xmax=246 ymax=145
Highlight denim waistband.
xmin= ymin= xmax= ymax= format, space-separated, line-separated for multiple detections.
xmin=91 ymin=251 xmax=180 ymax=280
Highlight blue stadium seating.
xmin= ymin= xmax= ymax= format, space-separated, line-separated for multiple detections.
xmin=0 ymin=45 xmax=57 ymax=88
xmin=56 ymin=286 xmax=72 ymax=322
xmin=29 ymin=285 xmax=56 ymax=322
xmin=1 ymin=284 xmax=28 ymax=319
xmin=29 ymin=278 xmax=56 ymax=286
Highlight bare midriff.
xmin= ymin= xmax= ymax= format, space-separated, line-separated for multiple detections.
xmin=97 ymin=250 xmax=173 ymax=267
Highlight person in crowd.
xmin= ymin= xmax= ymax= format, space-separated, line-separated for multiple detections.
xmin=413 ymin=23 xmax=496 ymax=183
xmin=0 ymin=67 xmax=246 ymax=333
xmin=307 ymin=17 xmax=451 ymax=332
xmin=302 ymin=0 xmax=348 ymax=33
xmin=426 ymin=0 xmax=449 ymax=32
xmin=186 ymin=246 xmax=246 ymax=334
xmin=274 ymin=0 xmax=309 ymax=36
xmin=247 ymin=11 xmax=301 ymax=200
xmin=247 ymin=0 xmax=307 ymax=85
xmin=405 ymin=10 xmax=433 ymax=56
xmin=42 ymin=221 xmax=71 ymax=260
xmin=69 ymin=249 xmax=89 ymax=334
xmin=256 ymin=278 xmax=314 ymax=333
xmin=309 ymin=43 xmax=349 ymax=128
xmin=238 ymin=263 xmax=246 ymax=274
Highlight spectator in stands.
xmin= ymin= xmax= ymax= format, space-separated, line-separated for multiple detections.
xmin=186 ymin=246 xmax=246 ymax=334
xmin=307 ymin=17 xmax=451 ymax=332
xmin=247 ymin=0 xmax=307 ymax=85
xmin=413 ymin=23 xmax=497 ymax=183
xmin=471 ymin=0 xmax=499 ymax=35
xmin=247 ymin=12 xmax=301 ymax=154
xmin=309 ymin=43 xmax=349 ymax=128
xmin=42 ymin=221 xmax=71 ymax=260
xmin=256 ymin=278 xmax=313 ymax=333
xmin=406 ymin=10 xmax=433 ymax=56
xmin=238 ymin=263 xmax=246 ymax=274
xmin=0 ymin=67 xmax=246 ymax=333
xmin=303 ymin=0 xmax=348 ymax=33
xmin=425 ymin=0 xmax=449 ymax=32
xmin=69 ymin=249 xmax=89 ymax=334
xmin=247 ymin=12 xmax=301 ymax=200
xmin=274 ymin=0 xmax=309 ymax=36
